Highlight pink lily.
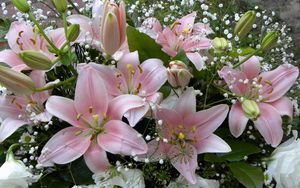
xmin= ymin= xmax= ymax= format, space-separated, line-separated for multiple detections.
xmin=67 ymin=0 xmax=126 ymax=56
xmin=219 ymin=57 xmax=299 ymax=147
xmin=0 ymin=21 xmax=65 ymax=72
xmin=142 ymin=13 xmax=213 ymax=70
xmin=0 ymin=71 xmax=52 ymax=142
xmin=144 ymin=88 xmax=230 ymax=184
xmin=38 ymin=64 xmax=148 ymax=173
xmin=90 ymin=51 xmax=167 ymax=126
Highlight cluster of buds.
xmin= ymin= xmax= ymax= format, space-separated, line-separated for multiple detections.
xmin=167 ymin=61 xmax=193 ymax=88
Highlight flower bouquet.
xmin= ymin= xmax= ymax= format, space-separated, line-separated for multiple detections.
xmin=0 ymin=0 xmax=299 ymax=187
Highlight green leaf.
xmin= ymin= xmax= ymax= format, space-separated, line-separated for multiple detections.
xmin=171 ymin=50 xmax=190 ymax=65
xmin=220 ymin=139 xmax=261 ymax=161
xmin=204 ymin=153 xmax=226 ymax=163
xmin=229 ymin=162 xmax=264 ymax=188
xmin=159 ymin=85 xmax=172 ymax=99
xmin=126 ymin=26 xmax=170 ymax=64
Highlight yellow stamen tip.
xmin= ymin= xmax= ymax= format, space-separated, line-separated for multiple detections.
xmin=178 ymin=132 xmax=185 ymax=140
xmin=92 ymin=114 xmax=99 ymax=122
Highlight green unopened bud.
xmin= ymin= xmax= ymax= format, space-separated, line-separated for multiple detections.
xmin=19 ymin=50 xmax=53 ymax=70
xmin=212 ymin=37 xmax=228 ymax=53
xmin=11 ymin=0 xmax=30 ymax=13
xmin=67 ymin=24 xmax=80 ymax=42
xmin=234 ymin=11 xmax=256 ymax=38
xmin=52 ymin=0 xmax=68 ymax=13
xmin=242 ymin=99 xmax=260 ymax=120
xmin=261 ymin=31 xmax=278 ymax=51
xmin=0 ymin=66 xmax=35 ymax=95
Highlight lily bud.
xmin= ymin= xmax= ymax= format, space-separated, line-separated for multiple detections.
xmin=261 ymin=31 xmax=278 ymax=52
xmin=241 ymin=99 xmax=260 ymax=120
xmin=19 ymin=50 xmax=53 ymax=70
xmin=101 ymin=1 xmax=126 ymax=55
xmin=234 ymin=11 xmax=256 ymax=38
xmin=0 ymin=66 xmax=35 ymax=95
xmin=52 ymin=0 xmax=68 ymax=13
xmin=212 ymin=37 xmax=228 ymax=53
xmin=11 ymin=0 xmax=30 ymax=13
xmin=67 ymin=24 xmax=80 ymax=42
xmin=167 ymin=60 xmax=193 ymax=88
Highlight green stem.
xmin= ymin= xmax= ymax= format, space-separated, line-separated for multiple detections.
xmin=233 ymin=48 xmax=262 ymax=68
xmin=28 ymin=13 xmax=60 ymax=53
xmin=203 ymin=74 xmax=216 ymax=109
xmin=6 ymin=144 xmax=19 ymax=161
xmin=68 ymin=65 xmax=78 ymax=76
xmin=35 ymin=76 xmax=76 ymax=92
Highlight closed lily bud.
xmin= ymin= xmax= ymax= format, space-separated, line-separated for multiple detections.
xmin=261 ymin=31 xmax=278 ymax=52
xmin=52 ymin=0 xmax=68 ymax=13
xmin=241 ymin=99 xmax=260 ymax=120
xmin=212 ymin=37 xmax=228 ymax=53
xmin=101 ymin=1 xmax=126 ymax=56
xmin=167 ymin=60 xmax=193 ymax=88
xmin=19 ymin=50 xmax=53 ymax=70
xmin=11 ymin=0 xmax=30 ymax=13
xmin=234 ymin=11 xmax=256 ymax=38
xmin=67 ymin=24 xmax=80 ymax=42
xmin=0 ymin=66 xmax=35 ymax=95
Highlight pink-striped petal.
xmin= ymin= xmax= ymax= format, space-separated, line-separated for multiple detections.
xmin=84 ymin=143 xmax=110 ymax=173
xmin=169 ymin=144 xmax=198 ymax=184
xmin=46 ymin=96 xmax=85 ymax=128
xmin=195 ymin=134 xmax=231 ymax=154
xmin=174 ymin=12 xmax=196 ymax=34
xmin=157 ymin=28 xmax=178 ymax=57
xmin=184 ymin=104 xmax=229 ymax=140
xmin=140 ymin=140 xmax=168 ymax=161
xmin=125 ymin=104 xmax=149 ymax=127
xmin=138 ymin=58 xmax=167 ymax=95
xmin=240 ymin=56 xmax=261 ymax=80
xmin=97 ymin=120 xmax=148 ymax=155
xmin=261 ymin=64 xmax=299 ymax=102
xmin=0 ymin=118 xmax=27 ymax=142
xmin=75 ymin=65 xmax=108 ymax=117
xmin=186 ymin=52 xmax=205 ymax=71
xmin=254 ymin=103 xmax=283 ymax=147
xmin=0 ymin=96 xmax=25 ymax=119
xmin=270 ymin=97 xmax=293 ymax=120
xmin=229 ymin=102 xmax=249 ymax=137
xmin=30 ymin=71 xmax=49 ymax=104
xmin=117 ymin=51 xmax=140 ymax=81
xmin=193 ymin=23 xmax=214 ymax=35
xmin=218 ymin=66 xmax=250 ymax=95
xmin=38 ymin=127 xmax=91 ymax=166
xmin=0 ymin=50 xmax=28 ymax=71
xmin=107 ymin=94 xmax=146 ymax=120
xmin=174 ymin=87 xmax=196 ymax=118
xmin=48 ymin=28 xmax=67 ymax=49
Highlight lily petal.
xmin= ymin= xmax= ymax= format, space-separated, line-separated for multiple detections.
xmin=184 ymin=104 xmax=229 ymax=140
xmin=0 ymin=96 xmax=25 ymax=119
xmin=261 ymin=64 xmax=299 ymax=102
xmin=75 ymin=65 xmax=108 ymax=117
xmin=30 ymin=70 xmax=49 ymax=104
xmin=46 ymin=96 xmax=85 ymax=128
xmin=0 ymin=118 xmax=27 ymax=142
xmin=270 ymin=97 xmax=293 ymax=120
xmin=174 ymin=87 xmax=196 ymax=118
xmin=67 ymin=15 xmax=94 ymax=43
xmin=84 ymin=143 xmax=110 ymax=173
xmin=107 ymin=94 xmax=146 ymax=120
xmin=254 ymin=103 xmax=283 ymax=147
xmin=186 ymin=52 xmax=205 ymax=71
xmin=240 ymin=56 xmax=261 ymax=80
xmin=0 ymin=50 xmax=28 ymax=71
xmin=229 ymin=102 xmax=249 ymax=137
xmin=38 ymin=127 xmax=91 ymax=166
xmin=169 ymin=144 xmax=198 ymax=184
xmin=98 ymin=120 xmax=148 ymax=155
xmin=125 ymin=104 xmax=149 ymax=127
xmin=196 ymin=134 xmax=231 ymax=154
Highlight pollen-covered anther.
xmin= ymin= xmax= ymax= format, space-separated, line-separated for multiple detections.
xmin=76 ymin=113 xmax=83 ymax=120
xmin=178 ymin=132 xmax=185 ymax=140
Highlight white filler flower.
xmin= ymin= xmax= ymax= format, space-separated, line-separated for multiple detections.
xmin=267 ymin=132 xmax=300 ymax=188
xmin=167 ymin=175 xmax=219 ymax=188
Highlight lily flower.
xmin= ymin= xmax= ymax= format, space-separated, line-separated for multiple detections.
xmin=38 ymin=64 xmax=148 ymax=173
xmin=144 ymin=88 xmax=230 ymax=184
xmin=0 ymin=21 xmax=65 ymax=72
xmin=90 ymin=51 xmax=167 ymax=126
xmin=142 ymin=12 xmax=213 ymax=70
xmin=0 ymin=71 xmax=52 ymax=142
xmin=219 ymin=57 xmax=299 ymax=147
